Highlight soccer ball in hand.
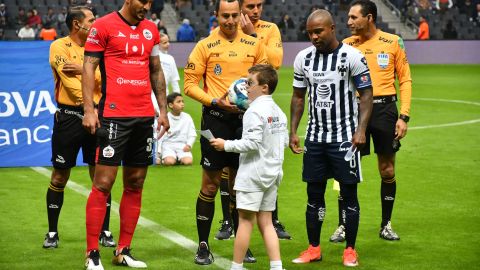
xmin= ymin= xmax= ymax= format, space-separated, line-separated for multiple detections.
xmin=227 ymin=78 xmax=249 ymax=110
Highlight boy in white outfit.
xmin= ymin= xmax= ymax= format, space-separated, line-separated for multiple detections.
xmin=210 ymin=64 xmax=288 ymax=270
xmin=158 ymin=92 xmax=197 ymax=165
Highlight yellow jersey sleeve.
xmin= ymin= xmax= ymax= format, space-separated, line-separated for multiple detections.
xmin=184 ymin=31 xmax=268 ymax=106
xmin=255 ymin=20 xmax=283 ymax=69
xmin=393 ymin=37 xmax=412 ymax=116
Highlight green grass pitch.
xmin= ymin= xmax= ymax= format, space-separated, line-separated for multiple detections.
xmin=0 ymin=65 xmax=479 ymax=269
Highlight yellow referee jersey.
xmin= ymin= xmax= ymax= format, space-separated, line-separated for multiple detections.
xmin=343 ymin=30 xmax=412 ymax=116
xmin=252 ymin=19 xmax=283 ymax=69
xmin=49 ymin=36 xmax=101 ymax=107
xmin=184 ymin=30 xmax=268 ymax=106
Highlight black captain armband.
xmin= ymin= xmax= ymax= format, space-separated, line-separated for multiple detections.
xmin=399 ymin=114 xmax=410 ymax=123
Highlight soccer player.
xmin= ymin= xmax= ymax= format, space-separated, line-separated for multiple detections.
xmin=184 ymin=0 xmax=267 ymax=265
xmin=330 ymin=0 xmax=412 ymax=242
xmin=82 ymin=0 xmax=169 ymax=269
xmin=209 ymin=64 xmax=288 ymax=270
xmin=289 ymin=9 xmax=373 ymax=267
xmin=44 ymin=5 xmax=116 ymax=249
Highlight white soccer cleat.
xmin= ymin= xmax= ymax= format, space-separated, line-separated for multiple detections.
xmin=112 ymin=247 xmax=147 ymax=268
xmin=85 ymin=250 xmax=104 ymax=270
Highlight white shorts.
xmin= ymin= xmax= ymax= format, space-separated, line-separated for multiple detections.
xmin=161 ymin=142 xmax=192 ymax=160
xmin=236 ymin=185 xmax=278 ymax=212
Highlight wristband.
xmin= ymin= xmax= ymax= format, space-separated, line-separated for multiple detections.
xmin=399 ymin=114 xmax=410 ymax=123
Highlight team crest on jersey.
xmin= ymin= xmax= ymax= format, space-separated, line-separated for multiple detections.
xmin=103 ymin=145 xmax=115 ymax=158
xmin=315 ymin=84 xmax=334 ymax=109
xmin=377 ymin=53 xmax=389 ymax=69
xmin=214 ymin=64 xmax=222 ymax=75
xmin=143 ymin=29 xmax=153 ymax=40
xmin=89 ymin=27 xmax=97 ymax=37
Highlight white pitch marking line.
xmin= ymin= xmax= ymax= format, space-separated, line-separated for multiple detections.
xmin=31 ymin=166 xmax=236 ymax=270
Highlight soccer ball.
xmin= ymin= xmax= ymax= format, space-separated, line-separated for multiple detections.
xmin=227 ymin=78 xmax=249 ymax=110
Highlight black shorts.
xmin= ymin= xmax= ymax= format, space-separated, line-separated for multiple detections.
xmin=96 ymin=117 xmax=154 ymax=167
xmin=302 ymin=140 xmax=362 ymax=184
xmin=361 ymin=100 xmax=400 ymax=156
xmin=200 ymin=106 xmax=242 ymax=170
xmin=51 ymin=105 xmax=96 ymax=169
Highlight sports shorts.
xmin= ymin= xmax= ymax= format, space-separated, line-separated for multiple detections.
xmin=161 ymin=142 xmax=193 ymax=160
xmin=96 ymin=117 xmax=154 ymax=167
xmin=200 ymin=106 xmax=242 ymax=170
xmin=236 ymin=186 xmax=278 ymax=212
xmin=361 ymin=98 xmax=400 ymax=156
xmin=51 ymin=105 xmax=96 ymax=169
xmin=302 ymin=140 xmax=362 ymax=184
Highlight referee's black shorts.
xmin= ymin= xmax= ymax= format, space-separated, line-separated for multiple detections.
xmin=51 ymin=104 xmax=96 ymax=169
xmin=200 ymin=106 xmax=242 ymax=170
xmin=361 ymin=95 xmax=400 ymax=156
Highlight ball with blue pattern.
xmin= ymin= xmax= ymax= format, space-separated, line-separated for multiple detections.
xmin=227 ymin=78 xmax=249 ymax=110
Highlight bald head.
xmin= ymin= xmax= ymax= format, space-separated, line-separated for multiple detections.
xmin=307 ymin=9 xmax=334 ymax=26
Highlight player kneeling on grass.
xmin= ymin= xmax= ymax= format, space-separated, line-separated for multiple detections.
xmin=210 ymin=64 xmax=288 ymax=270
xmin=157 ymin=93 xmax=197 ymax=166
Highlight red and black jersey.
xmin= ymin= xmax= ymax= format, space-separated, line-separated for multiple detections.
xmin=85 ymin=12 xmax=160 ymax=117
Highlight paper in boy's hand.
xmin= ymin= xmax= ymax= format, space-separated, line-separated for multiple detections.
xmin=200 ymin=130 xmax=215 ymax=140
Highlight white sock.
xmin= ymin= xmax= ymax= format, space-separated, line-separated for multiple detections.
xmin=270 ymin=260 xmax=283 ymax=270
xmin=230 ymin=261 xmax=243 ymax=270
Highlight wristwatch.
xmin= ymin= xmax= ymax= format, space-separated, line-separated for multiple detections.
xmin=399 ymin=114 xmax=410 ymax=123
xmin=211 ymin=98 xmax=218 ymax=107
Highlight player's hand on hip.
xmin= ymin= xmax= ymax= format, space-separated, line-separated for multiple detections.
xmin=210 ymin=138 xmax=225 ymax=151
xmin=395 ymin=119 xmax=408 ymax=140
xmin=157 ymin=114 xmax=170 ymax=139
xmin=82 ymin=111 xmax=100 ymax=135
xmin=240 ymin=13 xmax=255 ymax=35
xmin=217 ymin=92 xmax=242 ymax=113
xmin=289 ymin=133 xmax=303 ymax=154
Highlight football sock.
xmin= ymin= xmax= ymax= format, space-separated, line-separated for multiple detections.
xmin=272 ymin=199 xmax=279 ymax=221
xmin=220 ymin=171 xmax=231 ymax=222
xmin=381 ymin=176 xmax=396 ymax=227
xmin=101 ymin=193 xmax=112 ymax=231
xmin=196 ymin=191 xmax=215 ymax=244
xmin=230 ymin=194 xmax=239 ymax=234
xmin=118 ymin=187 xmax=143 ymax=251
xmin=230 ymin=261 xmax=243 ymax=270
xmin=270 ymin=260 xmax=283 ymax=270
xmin=337 ymin=194 xmax=345 ymax=226
xmin=306 ymin=181 xmax=327 ymax=246
xmin=86 ymin=186 xmax=109 ymax=252
xmin=46 ymin=182 xmax=65 ymax=232
xmin=340 ymin=183 xmax=359 ymax=249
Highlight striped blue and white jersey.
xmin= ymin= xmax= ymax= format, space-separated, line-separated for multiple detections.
xmin=293 ymin=43 xmax=371 ymax=143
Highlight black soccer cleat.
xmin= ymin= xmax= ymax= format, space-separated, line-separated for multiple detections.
xmin=43 ymin=232 xmax=59 ymax=249
xmin=214 ymin=220 xmax=234 ymax=240
xmin=99 ymin=231 xmax=116 ymax=247
xmin=379 ymin=221 xmax=400 ymax=241
xmin=194 ymin=241 xmax=214 ymax=265
xmin=243 ymin=248 xmax=257 ymax=263
xmin=273 ymin=220 xmax=292 ymax=240
xmin=85 ymin=249 xmax=104 ymax=270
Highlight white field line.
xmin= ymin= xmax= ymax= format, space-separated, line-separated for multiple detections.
xmin=31 ymin=166 xmax=235 ymax=270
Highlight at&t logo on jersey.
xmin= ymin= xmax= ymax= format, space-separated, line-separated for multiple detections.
xmin=377 ymin=53 xmax=389 ymax=69
xmin=315 ymin=84 xmax=334 ymax=109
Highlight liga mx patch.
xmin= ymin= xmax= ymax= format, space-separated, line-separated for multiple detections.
xmin=103 ymin=145 xmax=115 ymax=158
xmin=214 ymin=64 xmax=222 ymax=75
xmin=377 ymin=53 xmax=389 ymax=69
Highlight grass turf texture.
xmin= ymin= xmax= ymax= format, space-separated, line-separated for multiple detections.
xmin=0 ymin=65 xmax=479 ymax=269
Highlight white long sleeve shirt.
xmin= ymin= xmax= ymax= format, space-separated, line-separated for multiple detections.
xmin=159 ymin=51 xmax=180 ymax=94
xmin=158 ymin=111 xmax=197 ymax=147
xmin=225 ymin=95 xmax=288 ymax=192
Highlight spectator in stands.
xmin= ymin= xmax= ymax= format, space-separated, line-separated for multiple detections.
xmin=209 ymin=19 xmax=218 ymax=34
xmin=442 ymin=19 xmax=457 ymax=39
xmin=85 ymin=0 xmax=97 ymax=17
xmin=417 ymin=15 xmax=429 ymax=40
xmin=177 ymin=18 xmax=195 ymax=41
xmin=416 ymin=0 xmax=432 ymax=16
xmin=43 ymin=7 xmax=58 ymax=28
xmin=15 ymin=7 xmax=27 ymax=29
xmin=18 ymin=22 xmax=35 ymax=39
xmin=208 ymin=13 xmax=216 ymax=30
xmin=149 ymin=12 xmax=160 ymax=26
xmin=39 ymin=22 xmax=57 ymax=40
xmin=176 ymin=0 xmax=192 ymax=10
xmin=0 ymin=3 xmax=8 ymax=28
xmin=0 ymin=28 xmax=4 ymax=40
xmin=27 ymin=8 xmax=42 ymax=27
xmin=57 ymin=6 xmax=68 ymax=28
xmin=152 ymin=0 xmax=164 ymax=18
xmin=298 ymin=5 xmax=321 ymax=41
xmin=277 ymin=13 xmax=294 ymax=34
xmin=435 ymin=0 xmax=453 ymax=13
xmin=158 ymin=19 xmax=168 ymax=35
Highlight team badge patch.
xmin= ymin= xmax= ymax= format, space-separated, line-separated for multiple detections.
xmin=143 ymin=29 xmax=152 ymax=40
xmin=103 ymin=145 xmax=115 ymax=158
xmin=377 ymin=53 xmax=389 ymax=69
xmin=214 ymin=64 xmax=222 ymax=75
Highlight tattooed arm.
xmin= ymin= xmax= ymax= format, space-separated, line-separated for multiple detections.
xmin=150 ymin=55 xmax=170 ymax=138
xmin=82 ymin=55 xmax=100 ymax=134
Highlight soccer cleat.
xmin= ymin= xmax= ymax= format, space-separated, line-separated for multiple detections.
xmin=112 ymin=247 xmax=147 ymax=268
xmin=273 ymin=220 xmax=292 ymax=240
xmin=43 ymin=232 xmax=59 ymax=249
xmin=379 ymin=221 xmax=400 ymax=241
xmin=99 ymin=231 xmax=116 ymax=247
xmin=214 ymin=220 xmax=233 ymax=240
xmin=329 ymin=225 xmax=346 ymax=243
xmin=342 ymin=247 xmax=359 ymax=267
xmin=292 ymin=245 xmax=322 ymax=264
xmin=85 ymin=250 xmax=104 ymax=270
xmin=243 ymin=248 xmax=257 ymax=263
xmin=194 ymin=241 xmax=214 ymax=265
